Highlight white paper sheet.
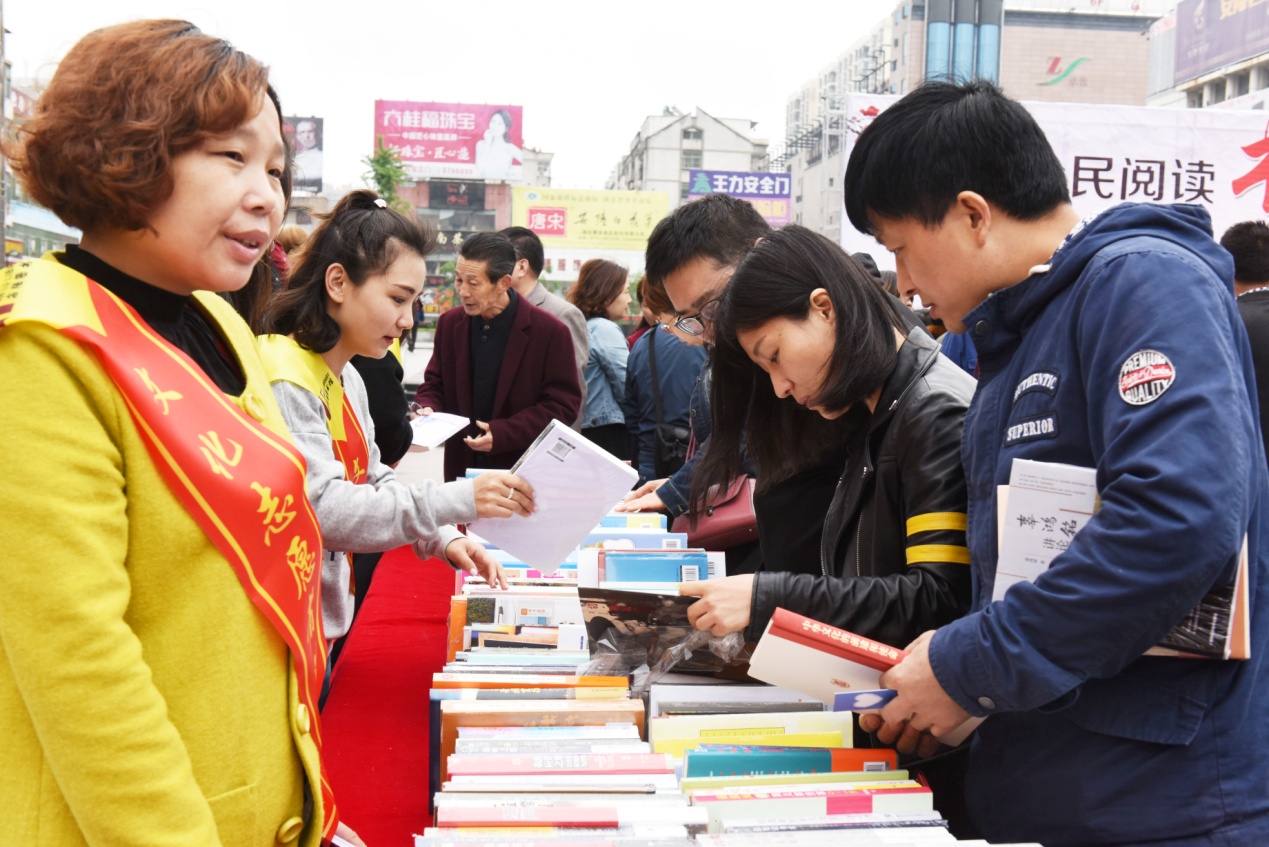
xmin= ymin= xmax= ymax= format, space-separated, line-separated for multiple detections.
xmin=409 ymin=411 xmax=472 ymax=450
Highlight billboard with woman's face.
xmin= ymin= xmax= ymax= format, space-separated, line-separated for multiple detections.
xmin=373 ymin=101 xmax=523 ymax=182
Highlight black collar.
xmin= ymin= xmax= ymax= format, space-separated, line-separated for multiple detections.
xmin=56 ymin=245 xmax=190 ymax=326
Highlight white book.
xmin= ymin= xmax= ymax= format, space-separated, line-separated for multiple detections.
xmin=409 ymin=410 xmax=471 ymax=450
xmin=698 ymin=825 xmax=956 ymax=845
xmin=417 ymin=824 xmax=690 ymax=841
xmin=718 ymin=810 xmax=945 ymax=833
xmin=433 ymin=791 xmax=689 ymax=808
xmin=648 ymin=683 xmax=825 ymax=718
xmin=454 ymin=739 xmax=650 ymax=754
xmin=468 ymin=420 xmax=638 ymax=573
xmin=456 ymin=724 xmax=641 ymax=740
xmin=445 ymin=772 xmax=681 ymax=791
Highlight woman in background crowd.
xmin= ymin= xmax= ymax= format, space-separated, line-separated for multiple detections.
xmin=623 ymin=275 xmax=708 ymax=486
xmin=0 ymin=19 xmax=363 ymax=845
xmin=567 ymin=258 xmax=634 ymax=459
xmin=261 ymin=190 xmax=533 ymax=679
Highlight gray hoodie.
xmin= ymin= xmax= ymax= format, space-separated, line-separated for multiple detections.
xmin=271 ymin=364 xmax=475 ymax=640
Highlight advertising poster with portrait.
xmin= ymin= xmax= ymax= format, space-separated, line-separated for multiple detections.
xmin=284 ymin=116 xmax=323 ymax=193
xmin=374 ymin=101 xmax=524 ymax=181
xmin=511 ymin=187 xmax=670 ymax=252
xmin=839 ymin=93 xmax=1269 ymax=266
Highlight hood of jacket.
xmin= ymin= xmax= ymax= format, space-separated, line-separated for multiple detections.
xmin=968 ymin=203 xmax=1233 ymax=361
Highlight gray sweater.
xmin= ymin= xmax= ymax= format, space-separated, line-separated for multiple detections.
xmin=271 ymin=364 xmax=475 ymax=640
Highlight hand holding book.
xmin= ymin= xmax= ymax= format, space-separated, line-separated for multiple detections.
xmin=865 ymin=630 xmax=974 ymax=758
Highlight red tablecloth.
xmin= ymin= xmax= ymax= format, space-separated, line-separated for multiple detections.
xmin=321 ymin=546 xmax=456 ymax=846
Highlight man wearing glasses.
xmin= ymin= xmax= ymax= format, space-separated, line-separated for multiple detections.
xmin=617 ymin=194 xmax=770 ymax=516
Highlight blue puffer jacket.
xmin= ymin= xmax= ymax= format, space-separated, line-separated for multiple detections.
xmin=928 ymin=203 xmax=1269 ymax=846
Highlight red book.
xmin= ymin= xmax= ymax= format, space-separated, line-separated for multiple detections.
xmin=446 ymin=752 xmax=674 ymax=776
xmin=746 ymin=608 xmax=908 ymax=703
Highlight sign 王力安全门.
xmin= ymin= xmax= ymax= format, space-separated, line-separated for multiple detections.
xmin=687 ymin=170 xmax=792 ymax=227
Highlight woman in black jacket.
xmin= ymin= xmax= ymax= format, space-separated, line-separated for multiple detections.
xmin=681 ymin=224 xmax=978 ymax=837
xmin=682 ymin=225 xmax=975 ymax=649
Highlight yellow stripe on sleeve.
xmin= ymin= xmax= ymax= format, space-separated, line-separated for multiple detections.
xmin=906 ymin=512 xmax=968 ymax=536
xmin=906 ymin=544 xmax=972 ymax=565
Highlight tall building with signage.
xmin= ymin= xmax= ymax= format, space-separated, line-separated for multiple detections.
xmin=779 ymin=0 xmax=1168 ymax=239
xmin=604 ymin=107 xmax=769 ymax=208
xmin=1147 ymin=1 xmax=1269 ymax=112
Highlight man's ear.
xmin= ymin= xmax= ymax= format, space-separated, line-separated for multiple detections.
xmin=956 ymin=191 xmax=993 ymax=247
xmin=496 ymin=274 xmax=514 ymax=292
xmin=325 ymin=263 xmax=349 ymax=304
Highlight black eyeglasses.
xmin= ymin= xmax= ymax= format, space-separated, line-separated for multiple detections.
xmin=673 ymin=296 xmax=723 ymax=337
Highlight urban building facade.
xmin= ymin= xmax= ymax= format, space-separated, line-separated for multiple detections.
xmin=1147 ymin=1 xmax=1269 ymax=113
xmin=605 ymin=107 xmax=769 ymax=207
xmin=779 ymin=0 xmax=1167 ymax=240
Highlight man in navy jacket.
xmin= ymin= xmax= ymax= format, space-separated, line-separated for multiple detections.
xmin=844 ymin=80 xmax=1269 ymax=846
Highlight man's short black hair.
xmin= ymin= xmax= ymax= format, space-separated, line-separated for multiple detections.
xmin=1221 ymin=221 xmax=1269 ymax=285
xmin=844 ymin=80 xmax=1070 ymax=235
xmin=459 ymin=231 xmax=517 ymax=284
xmin=500 ymin=225 xmax=544 ymax=277
xmin=644 ymin=194 xmax=771 ymax=285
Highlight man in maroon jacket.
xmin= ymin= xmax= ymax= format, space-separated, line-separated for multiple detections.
xmin=416 ymin=231 xmax=581 ymax=482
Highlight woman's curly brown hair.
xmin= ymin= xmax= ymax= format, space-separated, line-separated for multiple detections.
xmin=9 ymin=19 xmax=274 ymax=233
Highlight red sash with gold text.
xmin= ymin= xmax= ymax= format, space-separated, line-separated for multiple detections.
xmin=0 ymin=261 xmax=338 ymax=839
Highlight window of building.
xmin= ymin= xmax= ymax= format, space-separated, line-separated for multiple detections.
xmin=1232 ymin=72 xmax=1250 ymax=98
xmin=682 ymin=128 xmax=703 ymax=141
xmin=682 ymin=149 xmax=703 ymax=169
xmin=680 ymin=182 xmax=690 ymax=200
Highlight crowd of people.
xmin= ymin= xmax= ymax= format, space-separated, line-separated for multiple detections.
xmin=3 ymin=18 xmax=1269 ymax=847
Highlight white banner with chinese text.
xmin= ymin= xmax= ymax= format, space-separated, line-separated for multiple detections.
xmin=840 ymin=94 xmax=1269 ymax=265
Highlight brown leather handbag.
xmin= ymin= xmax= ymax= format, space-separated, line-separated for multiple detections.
xmin=671 ymin=474 xmax=758 ymax=550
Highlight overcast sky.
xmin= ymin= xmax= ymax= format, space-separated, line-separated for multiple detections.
xmin=8 ymin=0 xmax=901 ymax=190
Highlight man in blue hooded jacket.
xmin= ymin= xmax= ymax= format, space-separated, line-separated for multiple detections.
xmin=843 ymin=79 xmax=1269 ymax=847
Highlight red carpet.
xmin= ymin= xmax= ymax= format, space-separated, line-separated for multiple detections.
xmin=320 ymin=546 xmax=457 ymax=846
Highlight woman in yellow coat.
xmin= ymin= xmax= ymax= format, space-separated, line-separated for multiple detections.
xmin=0 ymin=20 xmax=360 ymax=846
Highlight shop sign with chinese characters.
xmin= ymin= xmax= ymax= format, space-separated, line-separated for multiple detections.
xmin=512 ymin=188 xmax=670 ymax=251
